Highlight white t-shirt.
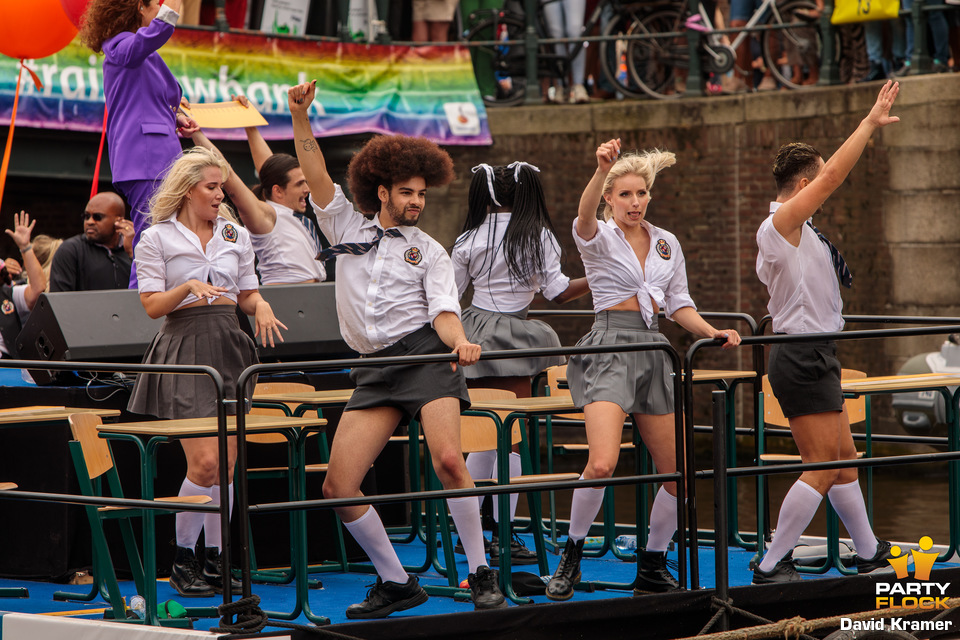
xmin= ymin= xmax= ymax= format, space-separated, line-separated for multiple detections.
xmin=311 ymin=184 xmax=460 ymax=354
xmin=573 ymin=217 xmax=695 ymax=328
xmin=249 ymin=200 xmax=326 ymax=284
xmin=452 ymin=212 xmax=570 ymax=313
xmin=136 ymin=214 xmax=259 ymax=310
xmin=755 ymin=202 xmax=844 ymax=334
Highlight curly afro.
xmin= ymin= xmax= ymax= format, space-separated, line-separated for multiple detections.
xmin=346 ymin=135 xmax=455 ymax=215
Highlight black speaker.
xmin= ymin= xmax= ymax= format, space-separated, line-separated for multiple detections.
xmin=251 ymin=282 xmax=354 ymax=361
xmin=16 ymin=290 xmax=163 ymax=384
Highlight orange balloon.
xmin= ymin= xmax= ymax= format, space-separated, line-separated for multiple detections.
xmin=0 ymin=0 xmax=79 ymax=60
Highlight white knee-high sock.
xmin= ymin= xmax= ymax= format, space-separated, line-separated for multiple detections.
xmin=465 ymin=450 xmax=497 ymax=509
xmin=493 ymin=453 xmax=523 ymax=523
xmin=567 ymin=477 xmax=605 ymax=542
xmin=646 ymin=486 xmax=678 ymax=553
xmin=447 ymin=496 xmax=487 ymax=574
xmin=758 ymin=480 xmax=823 ymax=572
xmin=176 ymin=478 xmax=212 ymax=549
xmin=204 ymin=483 xmax=234 ymax=551
xmin=827 ymin=480 xmax=878 ymax=559
xmin=342 ymin=507 xmax=408 ymax=584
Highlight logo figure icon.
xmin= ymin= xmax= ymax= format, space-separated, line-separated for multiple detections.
xmin=887 ymin=536 xmax=939 ymax=581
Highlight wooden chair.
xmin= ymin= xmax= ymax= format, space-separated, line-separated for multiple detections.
xmin=448 ymin=388 xmax=579 ymax=581
xmin=757 ymin=369 xmax=868 ymax=574
xmin=247 ymin=382 xmax=348 ymax=591
xmin=64 ymin=413 xmax=211 ymax=624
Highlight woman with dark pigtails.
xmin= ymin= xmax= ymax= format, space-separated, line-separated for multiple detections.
xmin=451 ymin=162 xmax=588 ymax=565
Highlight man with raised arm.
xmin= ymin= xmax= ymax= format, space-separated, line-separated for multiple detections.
xmin=288 ymin=80 xmax=506 ymax=618
xmin=753 ymin=80 xmax=901 ymax=584
xmin=190 ymin=102 xmax=326 ymax=285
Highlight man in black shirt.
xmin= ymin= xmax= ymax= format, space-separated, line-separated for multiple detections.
xmin=50 ymin=192 xmax=134 ymax=291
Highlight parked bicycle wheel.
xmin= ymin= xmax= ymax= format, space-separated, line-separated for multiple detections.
xmin=626 ymin=6 xmax=688 ymax=100
xmin=598 ymin=3 xmax=653 ymax=99
xmin=464 ymin=12 xmax=531 ymax=107
xmin=760 ymin=0 xmax=828 ymax=89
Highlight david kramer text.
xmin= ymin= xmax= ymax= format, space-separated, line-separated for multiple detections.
xmin=840 ymin=618 xmax=953 ymax=631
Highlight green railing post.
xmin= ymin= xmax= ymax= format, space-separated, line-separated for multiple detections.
xmin=819 ymin=3 xmax=840 ymax=85
xmin=912 ymin=0 xmax=931 ymax=71
xmin=337 ymin=0 xmax=352 ymax=42
xmin=375 ymin=0 xmax=392 ymax=43
xmin=685 ymin=0 xmax=704 ymax=96
xmin=523 ymin=0 xmax=543 ymax=104
xmin=213 ymin=0 xmax=229 ymax=31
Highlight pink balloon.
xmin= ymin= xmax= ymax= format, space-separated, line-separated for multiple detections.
xmin=0 ymin=0 xmax=78 ymax=60
xmin=59 ymin=0 xmax=91 ymax=29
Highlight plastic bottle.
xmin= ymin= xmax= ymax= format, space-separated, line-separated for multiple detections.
xmin=614 ymin=535 xmax=637 ymax=552
xmin=128 ymin=595 xmax=146 ymax=620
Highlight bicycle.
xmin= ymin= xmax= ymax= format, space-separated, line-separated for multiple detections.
xmin=462 ymin=0 xmax=653 ymax=107
xmin=628 ymin=0 xmax=836 ymax=99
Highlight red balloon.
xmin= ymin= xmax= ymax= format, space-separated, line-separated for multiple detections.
xmin=59 ymin=0 xmax=91 ymax=29
xmin=0 ymin=0 xmax=79 ymax=60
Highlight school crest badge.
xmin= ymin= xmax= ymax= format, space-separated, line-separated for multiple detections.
xmin=222 ymin=224 xmax=238 ymax=243
xmin=1 ymin=300 xmax=13 ymax=315
xmin=656 ymin=239 xmax=671 ymax=260
xmin=404 ymin=247 xmax=422 ymax=265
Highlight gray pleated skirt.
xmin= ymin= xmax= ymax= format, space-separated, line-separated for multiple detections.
xmin=128 ymin=305 xmax=259 ymax=419
xmin=568 ymin=310 xmax=674 ymax=415
xmin=460 ymin=305 xmax=565 ymax=378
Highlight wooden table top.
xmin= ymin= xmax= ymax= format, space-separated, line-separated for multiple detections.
xmin=252 ymin=389 xmax=355 ymax=406
xmin=97 ymin=414 xmax=327 ymax=438
xmin=0 ymin=406 xmax=121 ymax=425
xmin=841 ymin=372 xmax=960 ymax=394
xmin=469 ymin=396 xmax=577 ymax=413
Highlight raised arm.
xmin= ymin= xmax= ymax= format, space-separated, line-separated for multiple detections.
xmin=191 ymin=130 xmax=277 ymax=235
xmin=4 ymin=212 xmax=45 ymax=310
xmin=773 ymin=80 xmax=900 ymax=239
xmin=577 ymin=138 xmax=620 ymax=242
xmin=233 ymin=95 xmax=273 ymax=172
xmin=288 ymin=80 xmax=336 ymax=208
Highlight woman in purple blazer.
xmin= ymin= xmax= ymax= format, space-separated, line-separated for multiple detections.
xmin=80 ymin=0 xmax=197 ymax=287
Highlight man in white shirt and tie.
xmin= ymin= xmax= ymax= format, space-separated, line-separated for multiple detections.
xmin=288 ymin=80 xmax=506 ymax=618
xmin=753 ymin=80 xmax=901 ymax=584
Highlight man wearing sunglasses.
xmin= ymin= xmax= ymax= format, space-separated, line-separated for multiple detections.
xmin=50 ymin=192 xmax=133 ymax=292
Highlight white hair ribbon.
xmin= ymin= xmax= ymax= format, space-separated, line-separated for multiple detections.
xmin=507 ymin=161 xmax=540 ymax=182
xmin=471 ymin=163 xmax=501 ymax=206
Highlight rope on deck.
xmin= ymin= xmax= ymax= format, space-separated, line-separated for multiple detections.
xmin=684 ymin=595 xmax=960 ymax=640
xmin=210 ymin=594 xmax=365 ymax=639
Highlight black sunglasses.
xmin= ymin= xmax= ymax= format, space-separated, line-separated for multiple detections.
xmin=82 ymin=212 xmax=106 ymax=222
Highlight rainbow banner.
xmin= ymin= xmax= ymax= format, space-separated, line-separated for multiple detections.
xmin=0 ymin=30 xmax=491 ymax=145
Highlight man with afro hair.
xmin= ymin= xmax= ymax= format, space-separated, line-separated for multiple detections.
xmin=288 ymin=80 xmax=506 ymax=618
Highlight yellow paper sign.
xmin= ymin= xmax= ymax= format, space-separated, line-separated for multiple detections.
xmin=183 ymin=101 xmax=268 ymax=129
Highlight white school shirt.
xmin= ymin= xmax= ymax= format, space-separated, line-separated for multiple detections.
xmin=136 ymin=214 xmax=260 ymax=310
xmin=756 ymin=202 xmax=844 ymax=334
xmin=451 ymin=212 xmax=571 ymax=313
xmin=311 ymin=184 xmax=461 ymax=354
xmin=573 ymin=217 xmax=696 ymax=328
xmin=249 ymin=201 xmax=326 ymax=284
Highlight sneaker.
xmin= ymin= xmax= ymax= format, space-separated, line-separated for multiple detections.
xmin=757 ymin=75 xmax=778 ymax=91
xmin=856 ymin=539 xmax=896 ymax=574
xmin=490 ymin=532 xmax=538 ymax=566
xmin=752 ymin=553 xmax=802 ymax=585
xmin=932 ymin=61 xmax=950 ymax=74
xmin=892 ymin=61 xmax=911 ymax=77
xmin=545 ymin=538 xmax=584 ymax=601
xmin=569 ymin=83 xmax=590 ymax=104
xmin=633 ymin=548 xmax=680 ymax=594
xmin=345 ymin=575 xmax=428 ymax=619
xmin=454 ymin=536 xmax=491 ymax=556
xmin=467 ymin=565 xmax=507 ymax=610
xmin=202 ymin=547 xmax=242 ymax=595
xmin=170 ymin=546 xmax=215 ymax=597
